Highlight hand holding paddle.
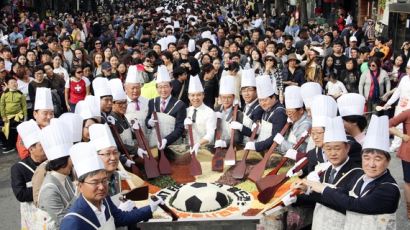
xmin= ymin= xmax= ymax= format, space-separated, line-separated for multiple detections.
xmin=187 ymin=123 xmax=202 ymax=176
xmin=224 ymin=104 xmax=239 ymax=166
xmin=232 ymin=122 xmax=259 ymax=179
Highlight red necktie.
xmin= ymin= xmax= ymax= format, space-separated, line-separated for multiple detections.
xmin=160 ymin=100 xmax=166 ymax=112
xmin=135 ymin=100 xmax=140 ymax=111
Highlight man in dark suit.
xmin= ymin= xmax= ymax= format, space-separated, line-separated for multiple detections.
xmin=145 ymin=66 xmax=186 ymax=152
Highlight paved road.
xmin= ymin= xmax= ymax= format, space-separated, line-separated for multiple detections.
xmin=0 ymin=150 xmax=409 ymax=229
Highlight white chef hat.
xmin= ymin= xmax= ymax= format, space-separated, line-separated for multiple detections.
xmin=337 ymin=93 xmax=365 ymax=117
xmin=89 ymin=124 xmax=117 ymax=151
xmin=70 ymin=142 xmax=105 ymax=178
xmin=17 ymin=119 xmax=41 ymax=148
xmin=85 ymin=95 xmax=101 ymax=118
xmin=256 ymin=75 xmax=277 ymax=99
xmin=188 ymin=75 xmax=204 ymax=93
xmin=241 ymin=69 xmax=256 ymax=88
xmin=109 ymin=79 xmax=127 ymax=101
xmin=59 ymin=113 xmax=83 ymax=143
xmin=300 ymin=82 xmax=322 ymax=109
xmin=75 ymin=100 xmax=93 ymax=120
xmin=323 ymin=116 xmax=347 ymax=143
xmin=93 ymin=77 xmax=112 ymax=98
xmin=156 ymin=65 xmax=171 ymax=83
xmin=284 ymin=85 xmax=304 ymax=109
xmin=34 ymin=87 xmax=54 ymax=111
xmin=219 ymin=75 xmax=236 ymax=95
xmin=188 ymin=39 xmax=196 ymax=53
xmin=40 ymin=118 xmax=73 ymax=160
xmin=362 ymin=115 xmax=390 ymax=153
xmin=125 ymin=65 xmax=144 ymax=84
xmin=311 ymin=95 xmax=338 ymax=128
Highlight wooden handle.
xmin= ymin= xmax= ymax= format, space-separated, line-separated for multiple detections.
xmin=229 ymin=104 xmax=239 ymax=147
xmin=188 ymin=124 xmax=194 ymax=148
xmin=151 ymin=196 xmax=179 ymax=221
xmin=109 ymin=124 xmax=132 ymax=159
xmin=212 ymin=117 xmax=225 ymax=172
xmin=152 ymin=111 xmax=163 ymax=143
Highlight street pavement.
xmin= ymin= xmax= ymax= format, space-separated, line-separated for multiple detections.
xmin=0 ymin=149 xmax=409 ymax=229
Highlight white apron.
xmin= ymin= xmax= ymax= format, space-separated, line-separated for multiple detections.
xmin=119 ymin=126 xmax=134 ymax=146
xmin=343 ymin=176 xmax=398 ymax=230
xmin=311 ymin=169 xmax=360 ymax=230
xmin=192 ymin=120 xmax=208 ymax=145
xmin=221 ymin=116 xmax=231 ymax=144
xmin=242 ymin=114 xmax=253 ymax=145
xmin=18 ymin=162 xmax=37 ymax=230
xmin=256 ymin=119 xmax=273 ymax=142
xmin=148 ymin=108 xmax=177 ymax=148
xmin=125 ymin=110 xmax=149 ymax=135
xmin=65 ymin=199 xmax=116 ymax=230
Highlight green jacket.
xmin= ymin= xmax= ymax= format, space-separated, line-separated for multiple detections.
xmin=0 ymin=89 xmax=27 ymax=118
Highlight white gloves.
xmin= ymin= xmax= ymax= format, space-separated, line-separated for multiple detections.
xmin=149 ymin=196 xmax=165 ymax=212
xmin=284 ymin=149 xmax=298 ymax=160
xmin=229 ymin=121 xmax=243 ymax=131
xmin=157 ymin=139 xmax=167 ymax=150
xmin=274 ymin=133 xmax=284 ymax=145
xmin=190 ymin=143 xmax=200 ymax=155
xmin=148 ymin=117 xmax=157 ymax=128
xmin=118 ymin=200 xmax=135 ymax=212
xmin=137 ymin=148 xmax=148 ymax=158
xmin=214 ymin=139 xmax=227 ymax=148
xmin=314 ymin=161 xmax=332 ymax=173
xmin=244 ymin=142 xmax=256 ymax=150
xmin=286 ymin=157 xmax=307 ymax=178
xmin=287 ymin=117 xmax=293 ymax=123
xmin=307 ymin=171 xmax=321 ymax=182
xmin=215 ymin=112 xmax=223 ymax=119
xmin=184 ymin=117 xmax=193 ymax=128
xmin=282 ymin=193 xmax=297 ymax=206
xmin=125 ymin=159 xmax=135 ymax=168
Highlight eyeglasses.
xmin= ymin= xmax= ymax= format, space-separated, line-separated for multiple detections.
xmin=98 ymin=150 xmax=119 ymax=158
xmin=83 ymin=178 xmax=109 ymax=187
xmin=95 ymin=42 xmax=101 ymax=45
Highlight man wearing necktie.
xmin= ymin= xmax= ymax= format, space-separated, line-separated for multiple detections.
xmin=145 ymin=65 xmax=186 ymax=155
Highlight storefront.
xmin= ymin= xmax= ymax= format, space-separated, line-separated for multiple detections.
xmin=388 ymin=3 xmax=410 ymax=54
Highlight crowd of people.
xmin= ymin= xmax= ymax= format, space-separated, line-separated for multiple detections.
xmin=1 ymin=0 xmax=409 ymax=229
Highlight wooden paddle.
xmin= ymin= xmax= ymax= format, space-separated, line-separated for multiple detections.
xmin=247 ymin=122 xmax=291 ymax=182
xmin=255 ymin=129 xmax=311 ymax=191
xmin=187 ymin=124 xmax=202 ymax=176
xmin=152 ymin=111 xmax=172 ymax=175
xmin=224 ymin=104 xmax=239 ymax=166
xmin=131 ymin=121 xmax=160 ymax=179
xmin=231 ymin=122 xmax=259 ymax=179
xmin=108 ymin=124 xmax=143 ymax=178
xmin=257 ymin=157 xmax=309 ymax=204
xmin=212 ymin=116 xmax=225 ymax=172
xmin=120 ymin=186 xmax=149 ymax=201
xmin=151 ymin=195 xmax=179 ymax=221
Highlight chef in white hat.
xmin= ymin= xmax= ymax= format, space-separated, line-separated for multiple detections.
xmin=300 ymin=82 xmax=323 ymax=117
xmin=294 ymin=116 xmax=363 ymax=230
xmin=11 ymin=119 xmax=46 ymax=229
xmin=145 ymin=65 xmax=186 ymax=152
xmin=304 ymin=115 xmax=400 ymax=230
xmin=229 ymin=69 xmax=263 ymax=145
xmin=92 ymin=77 xmax=113 ymax=124
xmin=337 ymin=93 xmax=367 ymax=146
xmin=61 ymin=142 xmax=161 ymax=229
xmin=274 ymin=86 xmax=312 ymax=156
xmin=59 ymin=113 xmax=83 ymax=144
xmin=232 ymin=75 xmax=287 ymax=153
xmin=183 ymin=75 xmax=216 ymax=155
xmin=37 ymin=118 xmax=76 ymax=228
xmin=124 ymin=65 xmax=149 ymax=135
xmin=16 ymin=87 xmax=55 ymax=159
xmin=214 ymin=75 xmax=243 ymax=149
xmin=303 ymin=95 xmax=337 ymax=175
xmin=74 ymin=96 xmax=101 ymax=142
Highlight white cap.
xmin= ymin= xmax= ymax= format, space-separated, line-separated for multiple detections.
xmin=337 ymin=93 xmax=365 ymax=117
xmin=17 ymin=119 xmax=41 ymax=148
xmin=75 ymin=100 xmax=93 ymax=120
xmin=349 ymin=36 xmax=357 ymax=42
xmin=40 ymin=118 xmax=73 ymax=160
xmin=256 ymin=75 xmax=277 ymax=99
xmin=188 ymin=39 xmax=196 ymax=53
xmin=311 ymin=95 xmax=338 ymax=127
xmin=362 ymin=115 xmax=390 ymax=153
xmin=323 ymin=116 xmax=347 ymax=143
xmin=125 ymin=65 xmax=144 ymax=84
xmin=188 ymin=75 xmax=204 ymax=93
xmin=241 ymin=69 xmax=256 ymax=88
xmin=34 ymin=87 xmax=53 ymax=110
xmin=93 ymin=77 xmax=112 ymax=98
xmin=201 ymin=31 xmax=212 ymax=39
xmin=59 ymin=113 xmax=83 ymax=143
xmin=284 ymin=86 xmax=304 ymax=109
xmin=70 ymin=142 xmax=105 ymax=178
xmin=300 ymin=82 xmax=322 ymax=108
xmin=109 ymin=78 xmax=127 ymax=101
xmin=156 ymin=65 xmax=171 ymax=83
xmin=85 ymin=95 xmax=101 ymax=118
xmin=89 ymin=124 xmax=117 ymax=151
xmin=219 ymin=75 xmax=236 ymax=95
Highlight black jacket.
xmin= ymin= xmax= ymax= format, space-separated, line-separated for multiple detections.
xmin=11 ymin=157 xmax=41 ymax=202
